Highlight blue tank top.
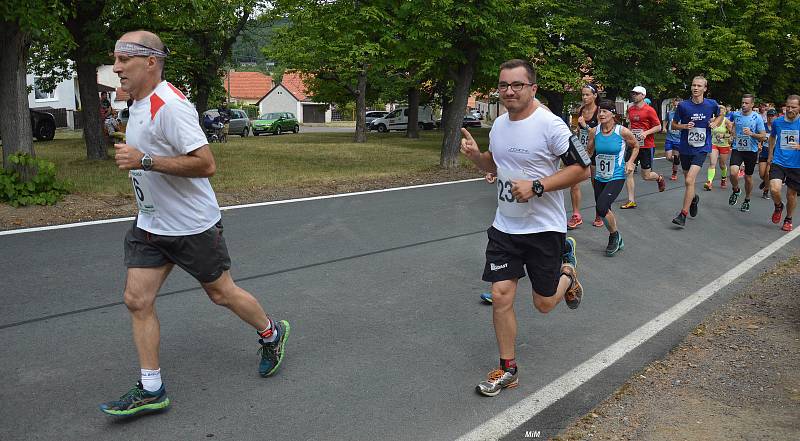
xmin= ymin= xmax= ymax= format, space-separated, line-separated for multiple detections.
xmin=593 ymin=125 xmax=626 ymax=182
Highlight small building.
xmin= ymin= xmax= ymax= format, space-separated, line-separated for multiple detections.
xmin=256 ymin=71 xmax=331 ymax=123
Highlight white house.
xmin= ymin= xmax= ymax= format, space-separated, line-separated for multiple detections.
xmin=256 ymin=72 xmax=331 ymax=123
xmin=27 ymin=73 xmax=79 ymax=112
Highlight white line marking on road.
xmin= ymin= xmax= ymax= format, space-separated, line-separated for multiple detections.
xmin=0 ymin=178 xmax=483 ymax=236
xmin=457 ymin=227 xmax=799 ymax=441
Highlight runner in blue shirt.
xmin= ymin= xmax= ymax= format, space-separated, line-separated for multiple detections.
xmin=767 ymin=95 xmax=800 ymax=232
xmin=663 ymin=98 xmax=682 ymax=181
xmin=727 ymin=94 xmax=767 ymax=212
xmin=759 ymin=109 xmax=778 ymax=198
xmin=670 ymin=76 xmax=724 ymax=227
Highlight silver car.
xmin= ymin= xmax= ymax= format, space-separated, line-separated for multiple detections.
xmin=205 ymin=108 xmax=252 ymax=137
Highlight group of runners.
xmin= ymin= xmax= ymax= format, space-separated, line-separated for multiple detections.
xmin=464 ymin=71 xmax=799 ymax=396
xmin=98 ymin=28 xmax=798 ymax=415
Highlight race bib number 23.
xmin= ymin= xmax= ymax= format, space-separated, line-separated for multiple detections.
xmin=496 ymin=167 xmax=535 ymax=218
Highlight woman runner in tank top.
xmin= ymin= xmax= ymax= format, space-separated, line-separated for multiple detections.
xmin=569 ymin=84 xmax=601 ymax=229
xmin=706 ymin=104 xmax=733 ymax=190
xmin=586 ymin=99 xmax=639 ymax=256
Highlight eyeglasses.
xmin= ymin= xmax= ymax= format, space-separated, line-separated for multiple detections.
xmin=498 ymin=82 xmax=534 ymax=92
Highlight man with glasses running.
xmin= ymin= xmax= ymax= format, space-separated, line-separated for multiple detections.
xmin=460 ymin=59 xmax=590 ymax=397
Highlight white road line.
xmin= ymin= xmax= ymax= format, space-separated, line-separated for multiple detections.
xmin=0 ymin=178 xmax=483 ymax=236
xmin=457 ymin=227 xmax=799 ymax=441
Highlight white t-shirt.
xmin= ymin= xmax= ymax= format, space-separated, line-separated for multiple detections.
xmin=489 ymin=107 xmax=570 ymax=234
xmin=126 ymin=81 xmax=220 ymax=236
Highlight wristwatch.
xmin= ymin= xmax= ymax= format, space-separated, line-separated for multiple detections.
xmin=141 ymin=153 xmax=153 ymax=171
xmin=532 ymin=180 xmax=544 ymax=197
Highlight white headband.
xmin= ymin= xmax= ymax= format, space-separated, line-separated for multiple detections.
xmin=114 ymin=41 xmax=168 ymax=58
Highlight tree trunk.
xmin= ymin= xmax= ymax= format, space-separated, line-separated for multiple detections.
xmin=539 ymin=90 xmax=565 ymax=119
xmin=440 ymin=47 xmax=478 ymax=169
xmin=353 ymin=67 xmax=367 ymax=143
xmin=406 ymin=87 xmax=420 ymax=139
xmin=75 ymin=56 xmax=107 ymax=160
xmin=0 ymin=21 xmax=35 ymax=169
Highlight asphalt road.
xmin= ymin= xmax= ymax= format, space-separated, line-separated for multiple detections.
xmin=1 ymin=160 xmax=797 ymax=441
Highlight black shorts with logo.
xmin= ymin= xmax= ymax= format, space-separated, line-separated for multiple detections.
xmin=124 ymin=219 xmax=232 ymax=283
xmin=482 ymin=226 xmax=565 ymax=297
xmin=625 ymin=147 xmax=654 ymax=170
xmin=769 ymin=163 xmax=800 ymax=192
xmin=730 ymin=150 xmax=758 ymax=175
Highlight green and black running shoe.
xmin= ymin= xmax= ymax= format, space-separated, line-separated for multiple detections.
xmin=99 ymin=381 xmax=170 ymax=416
xmin=259 ymin=320 xmax=290 ymax=377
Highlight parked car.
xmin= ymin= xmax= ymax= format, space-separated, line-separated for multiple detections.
xmin=365 ymin=111 xmax=388 ymax=125
xmin=369 ymin=106 xmax=435 ymax=132
xmin=204 ymin=108 xmax=251 ymax=137
xmin=462 ymin=114 xmax=482 ymax=128
xmin=434 ymin=115 xmax=483 ymax=129
xmin=251 ymin=112 xmax=300 ymax=136
xmin=30 ymin=109 xmax=57 ymax=141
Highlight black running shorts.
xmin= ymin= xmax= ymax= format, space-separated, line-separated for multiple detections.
xmin=625 ymin=147 xmax=654 ymax=170
xmin=124 ymin=220 xmax=232 ymax=283
xmin=769 ymin=163 xmax=800 ymax=192
xmin=482 ymin=227 xmax=565 ymax=297
xmin=730 ymin=150 xmax=758 ymax=175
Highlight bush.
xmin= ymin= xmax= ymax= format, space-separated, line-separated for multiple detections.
xmin=0 ymin=153 xmax=70 ymax=207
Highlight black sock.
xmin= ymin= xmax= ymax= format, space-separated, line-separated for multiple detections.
xmin=501 ymin=358 xmax=517 ymax=374
xmin=785 ymin=217 xmax=792 ymax=222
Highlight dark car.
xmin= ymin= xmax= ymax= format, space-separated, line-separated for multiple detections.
xmin=365 ymin=110 xmax=388 ymax=125
xmin=434 ymin=115 xmax=483 ymax=129
xmin=11 ymin=109 xmax=57 ymax=142
xmin=462 ymin=115 xmax=482 ymax=128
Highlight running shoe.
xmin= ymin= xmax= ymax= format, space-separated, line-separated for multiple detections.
xmin=561 ymin=263 xmax=583 ymax=309
xmin=605 ymin=231 xmax=624 ymax=257
xmin=567 ymin=213 xmax=583 ymax=230
xmin=670 ymin=171 xmax=678 ymax=181
xmin=672 ymin=211 xmax=686 ymax=228
xmin=657 ymin=175 xmax=666 ymax=192
xmin=689 ymin=195 xmax=700 ymax=217
xmin=740 ymin=199 xmax=750 ymax=212
xmin=762 ymin=190 xmax=770 ymax=199
xmin=480 ymin=292 xmax=493 ymax=304
xmin=99 ymin=382 xmax=170 ymax=416
xmin=703 ymin=180 xmax=712 ymax=191
xmin=620 ymin=201 xmax=637 ymax=209
xmin=259 ymin=319 xmax=290 ymax=377
xmin=563 ymin=236 xmax=577 ymax=268
xmin=782 ymin=218 xmax=793 ymax=232
xmin=772 ymin=203 xmax=784 ymax=224
xmin=729 ymin=189 xmax=741 ymax=206
xmin=720 ymin=177 xmax=727 ymax=189
xmin=592 ymin=215 xmax=603 ymax=227
xmin=476 ymin=368 xmax=518 ymax=397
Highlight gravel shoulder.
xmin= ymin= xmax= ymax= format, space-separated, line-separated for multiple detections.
xmin=554 ymin=254 xmax=800 ymax=441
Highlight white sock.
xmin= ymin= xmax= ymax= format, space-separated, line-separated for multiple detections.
xmin=141 ymin=368 xmax=162 ymax=392
xmin=258 ymin=319 xmax=278 ymax=343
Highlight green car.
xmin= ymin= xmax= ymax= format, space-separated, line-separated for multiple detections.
xmin=252 ymin=112 xmax=300 ymax=136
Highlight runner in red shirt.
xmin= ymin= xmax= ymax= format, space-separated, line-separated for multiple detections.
xmin=620 ymin=86 xmax=666 ymax=209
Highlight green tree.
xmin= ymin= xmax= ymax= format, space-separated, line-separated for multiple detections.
xmin=266 ymin=0 xmax=391 ymax=142
xmin=0 ymin=0 xmax=68 ymax=169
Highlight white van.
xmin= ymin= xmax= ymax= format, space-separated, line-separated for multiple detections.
xmin=369 ymin=106 xmax=435 ymax=132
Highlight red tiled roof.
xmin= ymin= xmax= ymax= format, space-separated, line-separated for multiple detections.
xmin=223 ymin=71 xmax=273 ymax=100
xmin=281 ymin=71 xmax=310 ymax=101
